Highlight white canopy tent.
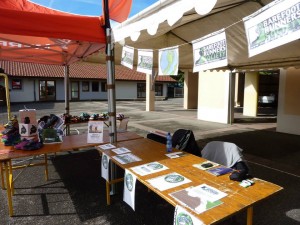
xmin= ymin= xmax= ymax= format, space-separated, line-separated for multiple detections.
xmin=86 ymin=0 xmax=300 ymax=71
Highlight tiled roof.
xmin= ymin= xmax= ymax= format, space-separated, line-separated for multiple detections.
xmin=0 ymin=61 xmax=177 ymax=82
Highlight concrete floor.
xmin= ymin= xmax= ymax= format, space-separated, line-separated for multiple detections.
xmin=0 ymin=98 xmax=299 ymax=225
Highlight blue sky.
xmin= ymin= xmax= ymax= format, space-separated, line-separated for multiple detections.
xmin=30 ymin=0 xmax=157 ymax=17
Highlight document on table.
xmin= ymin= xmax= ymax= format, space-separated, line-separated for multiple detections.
xmin=146 ymin=172 xmax=191 ymax=191
xmin=112 ymin=147 xmax=131 ymax=154
xmin=170 ymin=184 xmax=226 ymax=214
xmin=112 ymin=153 xmax=142 ymax=164
xmin=98 ymin=143 xmax=116 ymax=150
xmin=130 ymin=162 xmax=168 ymax=176
xmin=165 ymin=152 xmax=187 ymax=158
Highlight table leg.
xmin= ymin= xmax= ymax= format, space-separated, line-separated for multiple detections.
xmin=106 ymin=181 xmax=111 ymax=205
xmin=44 ymin=154 xmax=48 ymax=181
xmin=8 ymin=160 xmax=14 ymax=195
xmin=4 ymin=160 xmax=13 ymax=216
xmin=0 ymin=162 xmax=6 ymax=189
xmin=247 ymin=206 xmax=253 ymax=225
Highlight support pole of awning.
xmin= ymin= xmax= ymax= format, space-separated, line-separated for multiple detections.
xmin=64 ymin=65 xmax=70 ymax=135
xmin=104 ymin=0 xmax=117 ymax=196
xmin=106 ymin=29 xmax=117 ymax=143
xmin=104 ymin=0 xmax=117 ymax=144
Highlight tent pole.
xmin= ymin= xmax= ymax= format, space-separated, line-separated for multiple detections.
xmin=104 ymin=0 xmax=117 ymax=195
xmin=64 ymin=65 xmax=70 ymax=135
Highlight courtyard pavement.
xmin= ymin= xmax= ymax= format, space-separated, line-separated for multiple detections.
xmin=0 ymin=98 xmax=299 ymax=225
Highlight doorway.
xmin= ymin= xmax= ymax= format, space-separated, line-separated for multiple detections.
xmin=39 ymin=80 xmax=56 ymax=101
xmin=71 ymin=81 xmax=79 ymax=100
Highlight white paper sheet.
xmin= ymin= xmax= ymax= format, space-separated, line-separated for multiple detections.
xmin=101 ymin=153 xmax=110 ymax=181
xmin=99 ymin=143 xmax=116 ymax=150
xmin=112 ymin=147 xmax=131 ymax=154
xmin=123 ymin=169 xmax=137 ymax=211
xmin=174 ymin=205 xmax=204 ymax=225
xmin=130 ymin=162 xmax=168 ymax=176
xmin=112 ymin=153 xmax=142 ymax=165
xmin=146 ymin=172 xmax=191 ymax=191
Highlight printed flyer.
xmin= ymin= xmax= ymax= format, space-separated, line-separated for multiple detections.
xmin=87 ymin=121 xmax=103 ymax=143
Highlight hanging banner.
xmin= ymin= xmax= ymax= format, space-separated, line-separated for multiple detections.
xmin=158 ymin=46 xmax=179 ymax=75
xmin=192 ymin=29 xmax=227 ymax=72
xmin=173 ymin=205 xmax=204 ymax=225
xmin=137 ymin=49 xmax=153 ymax=74
xmin=101 ymin=153 xmax=110 ymax=181
xmin=244 ymin=0 xmax=300 ymax=57
xmin=121 ymin=45 xmax=134 ymax=69
xmin=123 ymin=169 xmax=137 ymax=210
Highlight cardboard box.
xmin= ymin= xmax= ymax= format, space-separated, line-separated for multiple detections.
xmin=19 ymin=109 xmax=36 ymax=124
xmin=19 ymin=123 xmax=38 ymax=137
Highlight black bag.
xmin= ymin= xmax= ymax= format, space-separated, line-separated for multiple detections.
xmin=146 ymin=132 xmax=167 ymax=144
xmin=172 ymin=129 xmax=201 ymax=156
xmin=230 ymin=161 xmax=250 ymax=181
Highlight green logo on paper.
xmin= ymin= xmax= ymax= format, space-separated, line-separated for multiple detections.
xmin=164 ymin=174 xmax=184 ymax=183
xmin=148 ymin=163 xmax=163 ymax=170
xmin=102 ymin=155 xmax=108 ymax=169
xmin=125 ymin=173 xmax=133 ymax=191
xmin=176 ymin=212 xmax=193 ymax=225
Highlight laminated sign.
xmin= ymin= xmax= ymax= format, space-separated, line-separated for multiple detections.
xmin=243 ymin=0 xmax=300 ymax=57
xmin=193 ymin=29 xmax=227 ymax=72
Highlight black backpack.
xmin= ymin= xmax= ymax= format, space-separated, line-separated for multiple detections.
xmin=172 ymin=129 xmax=201 ymax=156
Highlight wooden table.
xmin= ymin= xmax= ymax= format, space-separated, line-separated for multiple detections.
xmin=98 ymin=138 xmax=283 ymax=225
xmin=0 ymin=130 xmax=142 ymax=216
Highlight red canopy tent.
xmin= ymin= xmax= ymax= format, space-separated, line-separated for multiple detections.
xmin=0 ymin=0 xmax=132 ymax=65
xmin=0 ymin=0 xmax=132 ymax=141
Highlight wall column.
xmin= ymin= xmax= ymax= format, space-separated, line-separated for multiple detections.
xmin=243 ymin=72 xmax=259 ymax=117
xmin=146 ymin=74 xmax=155 ymax=111
xmin=184 ymin=70 xmax=198 ymax=109
xmin=277 ymin=68 xmax=300 ymax=135
xmin=197 ymin=70 xmax=231 ymax=124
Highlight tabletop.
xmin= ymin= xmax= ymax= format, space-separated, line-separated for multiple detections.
xmin=0 ymin=130 xmax=142 ymax=161
xmin=98 ymin=138 xmax=283 ymax=225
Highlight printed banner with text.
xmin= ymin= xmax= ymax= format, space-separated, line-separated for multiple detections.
xmin=121 ymin=45 xmax=134 ymax=69
xmin=244 ymin=0 xmax=300 ymax=57
xmin=192 ymin=29 xmax=227 ymax=72
xmin=137 ymin=49 xmax=153 ymax=74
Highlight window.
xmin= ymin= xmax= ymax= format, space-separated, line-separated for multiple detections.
xmin=82 ymin=81 xmax=89 ymax=92
xmin=101 ymin=82 xmax=107 ymax=92
xmin=92 ymin=81 xmax=99 ymax=92
xmin=137 ymin=83 xmax=164 ymax=97
xmin=12 ymin=79 xmax=22 ymax=90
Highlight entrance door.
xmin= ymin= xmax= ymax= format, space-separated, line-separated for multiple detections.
xmin=71 ymin=81 xmax=79 ymax=100
xmin=39 ymin=80 xmax=56 ymax=101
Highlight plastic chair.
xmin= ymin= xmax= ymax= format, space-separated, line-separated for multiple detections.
xmin=117 ymin=118 xmax=129 ymax=133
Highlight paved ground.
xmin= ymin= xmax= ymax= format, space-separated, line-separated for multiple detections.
xmin=0 ymin=98 xmax=299 ymax=225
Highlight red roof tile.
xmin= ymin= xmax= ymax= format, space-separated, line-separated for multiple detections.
xmin=0 ymin=61 xmax=177 ymax=82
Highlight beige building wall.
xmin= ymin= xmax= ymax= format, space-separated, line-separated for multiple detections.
xmin=197 ymin=70 xmax=230 ymax=124
xmin=184 ymin=71 xmax=198 ymax=109
xmin=277 ymin=68 xmax=300 ymax=135
xmin=243 ymin=72 xmax=259 ymax=117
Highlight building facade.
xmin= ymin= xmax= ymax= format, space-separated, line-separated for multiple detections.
xmin=0 ymin=61 xmax=177 ymax=103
